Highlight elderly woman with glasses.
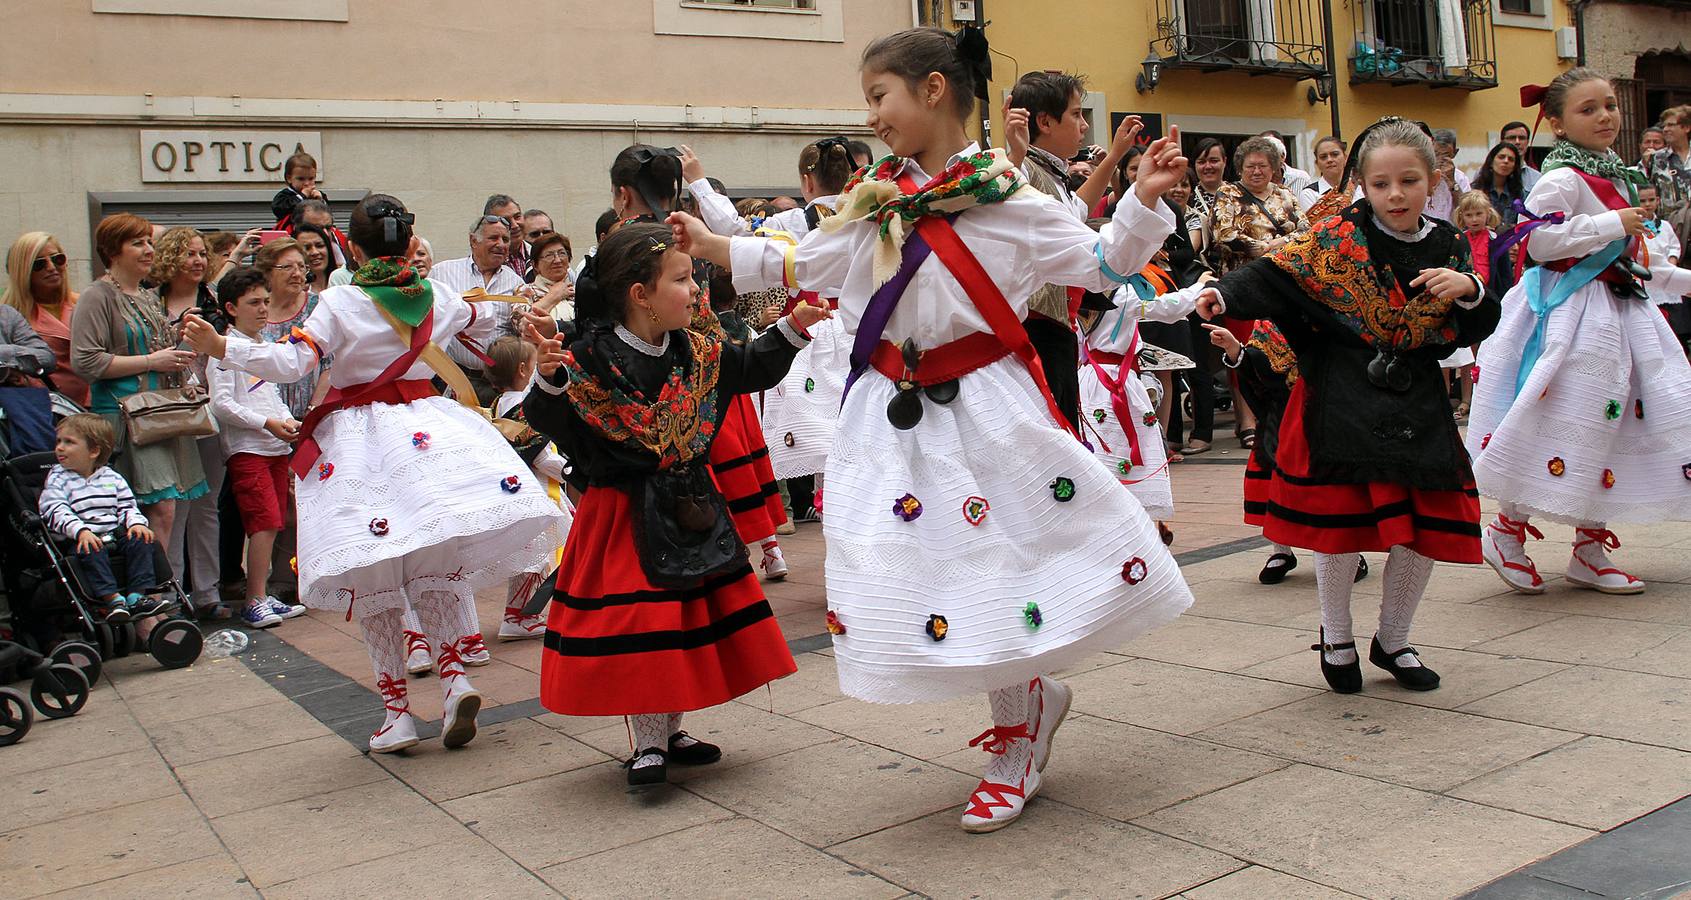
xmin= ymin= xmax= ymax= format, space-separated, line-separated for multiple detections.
xmin=254 ymin=238 xmax=332 ymax=419
xmin=528 ymin=231 xmax=576 ymax=323
xmin=3 ymin=232 xmax=89 ymax=406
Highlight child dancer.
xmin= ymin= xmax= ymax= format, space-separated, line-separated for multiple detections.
xmin=1078 ymin=257 xmax=1209 ymax=521
xmin=182 ymin=194 xmax=564 ymax=753
xmin=1197 ymin=117 xmax=1500 ymax=693
xmin=1469 ymin=70 xmax=1691 ymax=595
xmin=673 ymin=26 xmax=1194 ymax=832
xmin=487 ymin=335 xmax=573 ymax=640
xmin=523 ymin=222 xmax=825 ymax=787
xmin=1639 ymin=184 xmax=1683 ymax=306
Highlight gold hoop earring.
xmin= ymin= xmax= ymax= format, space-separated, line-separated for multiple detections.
xmin=648 ymin=309 xmax=661 ymax=324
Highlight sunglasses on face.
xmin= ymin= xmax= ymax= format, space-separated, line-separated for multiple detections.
xmin=526 ymin=229 xmax=552 ymax=241
xmin=32 ymin=253 xmax=68 ymax=272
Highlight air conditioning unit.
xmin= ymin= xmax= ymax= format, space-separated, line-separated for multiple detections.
xmin=1555 ymin=26 xmax=1578 ymax=60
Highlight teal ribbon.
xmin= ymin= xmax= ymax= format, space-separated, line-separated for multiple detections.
xmin=1512 ymin=237 xmax=1629 ymax=398
xmin=1096 ymin=243 xmax=1134 ymax=285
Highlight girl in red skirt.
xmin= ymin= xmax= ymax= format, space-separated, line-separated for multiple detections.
xmin=523 ymin=222 xmax=827 ymax=786
xmin=1197 ymin=118 xmax=1500 ymax=693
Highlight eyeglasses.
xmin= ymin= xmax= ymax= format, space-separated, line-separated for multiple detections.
xmin=272 ymin=263 xmax=307 ymax=273
xmin=526 ymin=229 xmax=553 ymax=241
xmin=480 ymin=215 xmax=512 ymax=228
xmin=32 ymin=253 xmax=67 ymax=273
xmin=537 ymin=250 xmax=571 ymax=263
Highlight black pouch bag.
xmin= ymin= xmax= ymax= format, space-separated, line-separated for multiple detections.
xmin=630 ymin=462 xmax=747 ymax=588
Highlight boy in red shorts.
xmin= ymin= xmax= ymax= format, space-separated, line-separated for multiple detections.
xmin=207 ymin=266 xmax=306 ymax=629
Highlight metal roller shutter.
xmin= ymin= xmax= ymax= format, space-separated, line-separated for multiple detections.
xmin=87 ymin=188 xmax=368 ymax=235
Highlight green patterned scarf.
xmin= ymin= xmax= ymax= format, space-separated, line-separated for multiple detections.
xmin=823 ymin=147 xmax=1023 ymax=284
xmin=1541 ymin=139 xmax=1649 ymax=193
xmin=352 ymin=256 xmax=432 ymax=327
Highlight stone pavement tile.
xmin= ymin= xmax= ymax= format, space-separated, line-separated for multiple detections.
xmin=101 ymin=655 xmax=259 ymax=697
xmin=1459 ymin=666 xmax=1691 ymax=751
xmin=148 ymin=698 xmax=333 ymax=767
xmin=210 ymin=779 xmax=467 ymax=889
xmin=10 ymin=748 xmax=180 ymax=831
xmin=1416 ymin=562 xmax=1544 ymax=604
xmin=1590 ymin=545 xmax=1691 ymax=584
xmin=1182 ymin=581 xmax=1318 ymax=627
xmin=447 ymin=658 xmax=539 ymax=708
xmin=1239 ymin=646 xmax=1570 ymax=711
xmin=794 ymin=693 xmax=992 ymax=762
xmin=574 ymin=700 xmax=835 ymax=777
xmin=114 ymin=665 xmax=286 ymax=725
xmin=681 ymin=737 xmax=976 ymax=847
xmin=0 ymin=703 xmax=150 ymax=779
xmin=1502 ymin=797 xmax=1691 ymax=900
xmin=1066 ymin=658 xmax=1321 ymax=736
xmin=540 ymin=817 xmax=907 ymax=900
xmin=264 ymin=837 xmax=557 ymax=900
xmin=731 ymin=651 xmax=840 ymax=714
xmin=1179 ymin=865 xmax=1361 ymax=899
xmin=1195 ymin=693 xmax=1577 ymax=792
xmin=376 ymin=717 xmax=612 ymax=802
xmin=1119 ymin=616 xmax=1311 ymax=673
xmin=442 ymin=762 xmax=732 ymax=869
xmin=1137 ymin=765 xmax=1592 ymax=900
xmin=939 ymin=713 xmax=1288 ymax=821
xmin=1475 ymin=580 xmax=1691 ymax=627
xmin=1277 ymin=599 xmax=1566 ymax=653
xmin=1447 ymin=736 xmax=1691 ymax=830
xmin=175 ymin=733 xmax=388 ymax=819
xmin=0 ymin=795 xmax=220 ymax=897
xmin=831 ymin=800 xmax=1242 ymax=899
xmin=38 ymin=854 xmax=256 ymax=899
xmin=1470 ymin=615 xmax=1691 ymax=670
xmin=1048 ymin=649 xmax=1133 ymax=678
xmin=530 ymin=711 xmax=623 ymax=736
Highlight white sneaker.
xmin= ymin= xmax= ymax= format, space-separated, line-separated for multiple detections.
xmin=265 ymin=595 xmax=307 ymax=620
xmin=1567 ymin=528 xmax=1645 ymax=594
xmin=404 ymin=629 xmax=433 ymax=675
xmin=1026 ymin=676 xmax=1072 ymax=774
xmin=458 ymin=633 xmax=491 ymax=666
xmin=759 ymin=542 xmax=789 ymax=581
xmin=369 ymin=673 xmax=419 ymax=753
xmin=436 ymin=644 xmax=482 ymax=749
xmin=1482 ymin=514 xmax=1547 ymax=594
xmin=497 ymin=612 xmax=546 ymax=641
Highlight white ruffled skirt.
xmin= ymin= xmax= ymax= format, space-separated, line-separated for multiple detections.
xmin=823 ymin=355 xmax=1193 ymax=704
xmin=762 ymin=317 xmax=848 ymax=480
xmin=1468 ymin=272 xmax=1691 ymax=525
xmin=1077 ymin=362 xmax=1174 ymax=518
xmin=294 ymin=396 xmax=568 ymax=618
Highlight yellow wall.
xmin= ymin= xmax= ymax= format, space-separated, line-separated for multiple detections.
xmin=973 ymin=1 xmax=1571 ymax=170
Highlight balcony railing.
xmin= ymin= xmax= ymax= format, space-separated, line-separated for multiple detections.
xmin=1149 ymin=0 xmax=1330 ymax=79
xmin=1348 ymin=0 xmax=1498 ymax=90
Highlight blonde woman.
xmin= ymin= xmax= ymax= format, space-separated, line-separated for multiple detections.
xmin=4 ymin=232 xmax=89 ymax=406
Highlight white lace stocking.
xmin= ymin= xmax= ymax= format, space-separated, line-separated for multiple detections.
xmin=630 ymin=713 xmax=670 ymax=769
xmin=411 ymin=589 xmax=472 ymax=692
xmin=982 ymin=685 xmax=1032 ymax=784
xmin=506 ymin=571 xmax=545 ymax=615
xmin=358 ymin=607 xmax=408 ymax=684
xmin=1377 ymin=546 xmax=1433 ymax=667
xmin=1315 ymin=552 xmax=1360 ymax=665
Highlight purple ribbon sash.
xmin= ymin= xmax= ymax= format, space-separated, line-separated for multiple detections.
xmin=841 ymin=228 xmax=937 ymax=404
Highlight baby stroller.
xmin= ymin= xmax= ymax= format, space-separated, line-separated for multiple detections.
xmin=0 ymin=638 xmax=96 ymax=746
xmin=0 ymin=451 xmax=203 ymax=670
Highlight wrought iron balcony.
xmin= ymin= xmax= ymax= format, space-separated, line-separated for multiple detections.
xmin=1348 ymin=0 xmax=1498 ymax=90
xmin=1148 ymin=0 xmax=1331 ymax=79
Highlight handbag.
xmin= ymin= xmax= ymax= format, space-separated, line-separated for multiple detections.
xmin=119 ymin=370 xmax=217 ymax=446
xmin=630 ymin=462 xmax=746 ymax=589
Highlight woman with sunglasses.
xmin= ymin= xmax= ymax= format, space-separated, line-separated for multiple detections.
xmin=3 ymin=233 xmax=89 ymax=406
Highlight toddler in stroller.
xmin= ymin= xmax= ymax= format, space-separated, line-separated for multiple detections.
xmin=37 ymin=414 xmax=159 ymax=620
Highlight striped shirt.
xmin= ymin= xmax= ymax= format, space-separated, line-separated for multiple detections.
xmin=38 ymin=464 xmax=148 ymax=540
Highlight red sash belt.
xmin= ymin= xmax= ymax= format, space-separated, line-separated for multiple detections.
xmin=292 ymin=378 xmax=438 ymax=478
xmin=869 ymin=331 xmax=1010 ymax=386
xmin=1081 ymin=330 xmax=1144 ymax=468
xmin=783 ymin=291 xmax=840 ymax=316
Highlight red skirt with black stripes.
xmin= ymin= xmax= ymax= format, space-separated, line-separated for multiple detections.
xmin=709 ymin=394 xmax=787 ymax=544
xmin=1250 ymin=382 xmax=1481 ymax=563
xmin=539 ymin=485 xmax=797 ymax=716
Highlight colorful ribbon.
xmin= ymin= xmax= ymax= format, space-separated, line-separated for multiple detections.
xmin=1513 ymin=237 xmax=1629 ymax=399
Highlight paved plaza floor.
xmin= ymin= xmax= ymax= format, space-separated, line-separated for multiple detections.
xmin=5 ymin=445 xmax=1691 ymax=899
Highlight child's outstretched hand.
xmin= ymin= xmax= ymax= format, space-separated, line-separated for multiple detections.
xmin=1107 ymin=114 xmax=1143 ymax=163
xmin=1411 ymin=267 xmax=1478 ymax=301
xmin=1201 ymin=322 xmax=1243 ymax=364
xmin=667 ymin=212 xmax=732 ymax=267
xmin=788 ymin=303 xmax=832 ymax=334
xmin=1195 ymin=286 xmax=1226 ymax=320
xmin=1133 ymin=125 xmax=1189 ymax=206
xmin=128 ymin=523 xmax=154 ymax=544
xmin=179 ymin=312 xmax=227 ymax=359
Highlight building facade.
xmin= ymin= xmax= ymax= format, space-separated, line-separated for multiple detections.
xmin=962 ymin=0 xmax=1576 ymax=179
xmin=0 ymin=0 xmax=912 ymax=277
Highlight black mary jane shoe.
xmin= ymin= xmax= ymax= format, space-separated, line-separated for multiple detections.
xmin=1311 ymin=629 xmax=1362 ymax=694
xmin=1354 ymin=556 xmax=1370 ymax=583
xmin=667 ymin=731 xmax=722 ymax=766
xmin=624 ymin=747 xmax=669 ymax=787
xmin=1259 ymin=552 xmax=1298 ymax=585
xmin=1369 ymin=637 xmax=1440 ymax=691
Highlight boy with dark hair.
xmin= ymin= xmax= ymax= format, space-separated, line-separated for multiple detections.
xmin=271 ymin=151 xmax=322 ymax=225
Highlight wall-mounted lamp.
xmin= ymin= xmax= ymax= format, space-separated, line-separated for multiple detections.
xmin=1136 ymin=52 xmax=1162 ymax=94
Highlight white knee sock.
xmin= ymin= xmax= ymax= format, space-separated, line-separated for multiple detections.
xmin=357 ymin=608 xmax=409 ymax=718
xmin=982 ymin=685 xmax=1032 ymax=783
xmin=1315 ymin=552 xmax=1360 ymax=665
xmin=1273 ymin=542 xmax=1294 ymax=556
xmin=1377 ymin=546 xmax=1434 ymax=667
xmin=410 ymin=590 xmax=472 ymax=691
xmin=630 ymin=713 xmax=670 ymax=768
